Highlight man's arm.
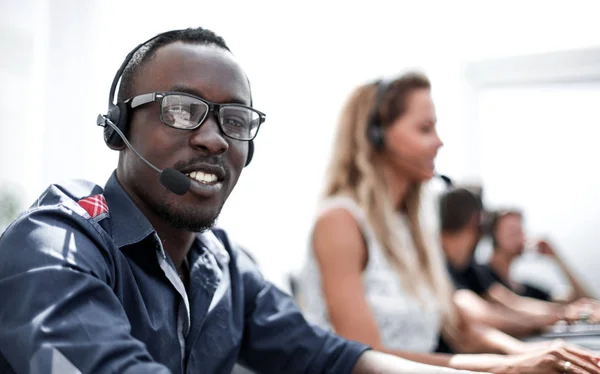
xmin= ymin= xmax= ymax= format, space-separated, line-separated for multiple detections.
xmin=537 ymin=240 xmax=593 ymax=303
xmin=0 ymin=208 xmax=170 ymax=374
xmin=453 ymin=289 xmax=550 ymax=337
xmin=490 ymin=285 xmax=600 ymax=326
xmin=455 ymin=263 xmax=561 ymax=335
xmin=485 ymin=283 xmax=564 ymax=322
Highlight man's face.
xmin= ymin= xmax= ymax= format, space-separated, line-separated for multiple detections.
xmin=118 ymin=42 xmax=251 ymax=232
xmin=453 ymin=213 xmax=481 ymax=268
xmin=495 ymin=214 xmax=526 ymax=255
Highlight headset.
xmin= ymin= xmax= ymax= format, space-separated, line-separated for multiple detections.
xmin=366 ymin=78 xmax=392 ymax=151
xmin=366 ymin=77 xmax=455 ymax=190
xmin=98 ymin=29 xmax=254 ymax=167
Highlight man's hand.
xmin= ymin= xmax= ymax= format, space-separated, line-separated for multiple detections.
xmin=535 ymin=239 xmax=557 ymax=257
xmin=517 ymin=339 xmax=566 ymax=354
xmin=563 ymin=298 xmax=600 ymax=324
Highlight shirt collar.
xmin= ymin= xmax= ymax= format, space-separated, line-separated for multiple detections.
xmin=102 ymin=171 xmax=231 ymax=261
xmin=197 ymin=230 xmax=230 ymax=267
xmin=103 ymin=171 xmax=155 ymax=248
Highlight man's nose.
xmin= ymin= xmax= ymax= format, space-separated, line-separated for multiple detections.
xmin=189 ymin=115 xmax=228 ymax=156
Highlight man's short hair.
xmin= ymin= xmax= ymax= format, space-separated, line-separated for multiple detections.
xmin=440 ymin=186 xmax=484 ymax=234
xmin=117 ymin=27 xmax=230 ymax=102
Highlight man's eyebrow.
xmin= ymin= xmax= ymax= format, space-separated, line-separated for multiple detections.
xmin=170 ymin=85 xmax=249 ymax=105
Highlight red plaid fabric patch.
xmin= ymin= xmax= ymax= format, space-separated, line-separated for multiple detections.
xmin=78 ymin=194 xmax=109 ymax=218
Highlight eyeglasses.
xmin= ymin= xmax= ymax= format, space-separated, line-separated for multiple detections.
xmin=126 ymin=91 xmax=266 ymax=141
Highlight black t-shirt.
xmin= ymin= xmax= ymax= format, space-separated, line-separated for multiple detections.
xmin=435 ymin=335 xmax=454 ymax=354
xmin=479 ymin=264 xmax=553 ymax=302
xmin=447 ymin=259 xmax=497 ymax=296
xmin=436 ymin=260 xmax=496 ymax=354
xmin=437 ymin=260 xmax=552 ymax=354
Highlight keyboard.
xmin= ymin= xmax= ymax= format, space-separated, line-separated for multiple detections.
xmin=524 ymin=323 xmax=600 ymax=352
xmin=542 ymin=323 xmax=600 ymax=338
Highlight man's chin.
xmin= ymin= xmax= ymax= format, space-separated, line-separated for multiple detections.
xmin=158 ymin=204 xmax=222 ymax=233
xmin=167 ymin=215 xmax=218 ymax=232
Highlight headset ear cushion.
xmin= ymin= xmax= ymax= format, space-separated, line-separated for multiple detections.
xmin=375 ymin=124 xmax=385 ymax=149
xmin=245 ymin=140 xmax=254 ymax=167
xmin=104 ymin=102 xmax=129 ymax=150
xmin=367 ymin=121 xmax=385 ymax=150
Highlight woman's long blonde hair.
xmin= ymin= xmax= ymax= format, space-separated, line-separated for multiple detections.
xmin=323 ymin=72 xmax=460 ymax=330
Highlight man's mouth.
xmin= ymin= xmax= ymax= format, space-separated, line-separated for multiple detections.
xmin=183 ymin=169 xmax=224 ymax=198
xmin=177 ymin=163 xmax=226 ymax=197
xmin=186 ymin=171 xmax=218 ymax=185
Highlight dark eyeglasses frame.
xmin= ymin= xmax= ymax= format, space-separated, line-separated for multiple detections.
xmin=125 ymin=91 xmax=266 ymax=141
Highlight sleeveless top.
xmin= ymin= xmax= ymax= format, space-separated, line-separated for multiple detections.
xmin=296 ymin=187 xmax=444 ymax=353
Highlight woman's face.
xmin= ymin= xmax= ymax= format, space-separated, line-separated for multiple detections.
xmin=384 ymin=89 xmax=443 ymax=182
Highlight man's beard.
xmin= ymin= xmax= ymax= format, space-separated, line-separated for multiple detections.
xmin=146 ymin=190 xmax=223 ymax=232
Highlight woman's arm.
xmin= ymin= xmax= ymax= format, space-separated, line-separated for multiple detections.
xmin=377 ymin=342 xmax=600 ymax=373
xmin=313 ymin=208 xmax=466 ymax=368
xmin=352 ymin=350 xmax=490 ymax=374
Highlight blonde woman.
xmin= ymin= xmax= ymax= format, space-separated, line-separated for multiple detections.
xmin=296 ymin=73 xmax=600 ymax=373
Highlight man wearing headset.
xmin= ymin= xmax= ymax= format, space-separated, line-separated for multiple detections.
xmin=439 ymin=187 xmax=600 ymax=340
xmin=0 ymin=27 xmax=484 ymax=374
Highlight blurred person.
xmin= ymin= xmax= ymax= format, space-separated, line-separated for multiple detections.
xmin=484 ymin=210 xmax=600 ymax=324
xmin=0 ymin=27 xmax=486 ymax=374
xmin=440 ymin=190 xmax=600 ymax=338
xmin=296 ymin=72 xmax=600 ymax=373
xmin=487 ymin=209 xmax=594 ymax=304
xmin=441 ymin=188 xmax=561 ymax=336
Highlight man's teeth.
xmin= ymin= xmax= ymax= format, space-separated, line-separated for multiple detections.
xmin=187 ymin=171 xmax=218 ymax=184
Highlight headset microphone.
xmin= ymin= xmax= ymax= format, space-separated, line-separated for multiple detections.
xmin=97 ymin=114 xmax=191 ymax=195
xmin=436 ymin=173 xmax=453 ymax=188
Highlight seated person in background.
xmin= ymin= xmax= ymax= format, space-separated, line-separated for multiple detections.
xmin=0 ymin=27 xmax=486 ymax=374
xmin=440 ymin=188 xmax=599 ymax=339
xmin=295 ymin=72 xmax=600 ymax=373
xmin=487 ymin=209 xmax=594 ymax=304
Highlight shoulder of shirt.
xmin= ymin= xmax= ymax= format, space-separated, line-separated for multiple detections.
xmin=17 ymin=179 xmax=108 ymax=225
xmin=0 ymin=179 xmax=115 ymax=273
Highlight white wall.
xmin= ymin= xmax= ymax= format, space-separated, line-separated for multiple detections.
xmin=1 ymin=0 xmax=600 ymax=290
xmin=475 ymin=83 xmax=600 ymax=297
